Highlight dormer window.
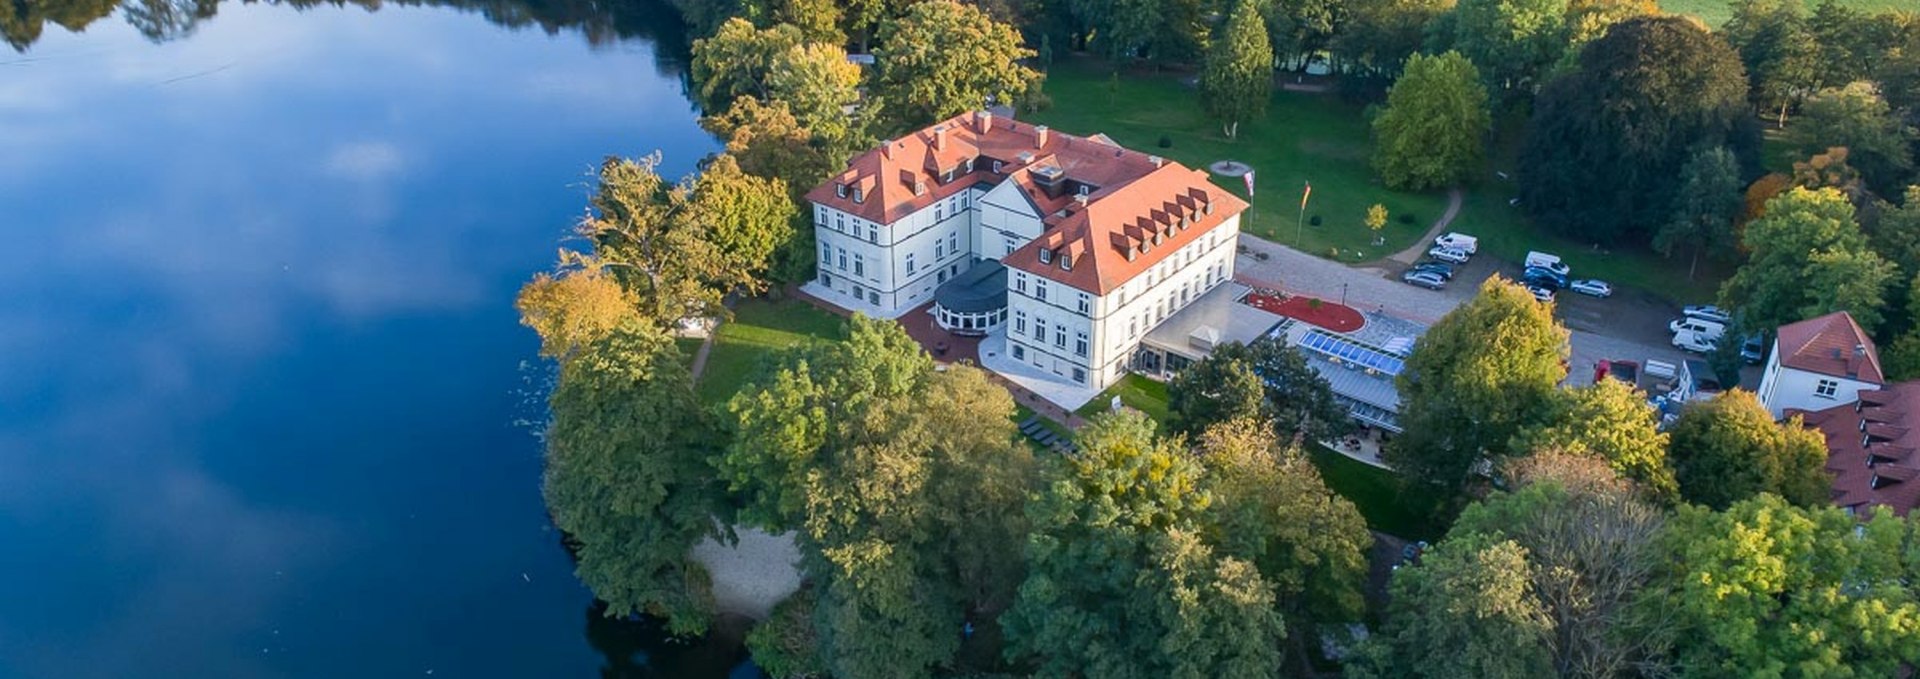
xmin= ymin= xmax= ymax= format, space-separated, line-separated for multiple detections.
xmin=1152 ymin=232 xmax=1164 ymax=246
xmin=993 ymin=160 xmax=1004 ymax=173
xmin=942 ymin=168 xmax=956 ymax=183
xmin=1077 ymin=184 xmax=1090 ymax=197
xmin=852 ymin=188 xmax=865 ymax=204
xmin=1061 ymin=254 xmax=1073 ymax=271
xmin=836 ymin=183 xmax=848 ymax=198
xmin=964 ymin=158 xmax=975 ymax=173
xmin=1039 ymin=248 xmax=1053 ymax=264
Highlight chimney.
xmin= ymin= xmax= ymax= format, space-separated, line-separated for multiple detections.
xmin=1074 ymin=194 xmax=1089 ymax=207
xmin=880 ymin=139 xmax=893 ymax=160
xmin=933 ymin=125 xmax=948 ymax=151
xmin=1149 ymin=155 xmax=1164 ymax=168
xmin=1034 ymin=125 xmax=1049 ymax=148
xmin=976 ymin=110 xmax=993 ymax=134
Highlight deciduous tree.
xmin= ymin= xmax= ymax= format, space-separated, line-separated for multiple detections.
xmin=1168 ymin=351 xmax=1266 ymax=439
xmin=1357 ymin=534 xmax=1555 ymax=678
xmin=1334 ymin=0 xmax=1453 ymax=79
xmin=1371 ymin=50 xmax=1489 ymax=191
xmin=545 ymin=321 xmax=724 ymax=635
xmin=689 ymin=18 xmax=805 ymax=112
xmin=1720 ymin=186 xmax=1894 ymax=334
xmin=516 ymin=255 xmax=640 ymax=360
xmin=1389 ymin=277 xmax=1569 ymax=493
xmin=1441 ymin=0 xmax=1565 ymax=96
xmin=1170 ymin=337 xmax=1350 ymax=444
xmin=1517 ymin=17 xmax=1757 ymax=245
xmin=1723 ymin=0 xmax=1819 ymax=127
xmin=1201 ymin=0 xmax=1273 ymax=140
xmin=1791 ymin=82 xmax=1916 ymax=196
xmin=1655 ymin=146 xmax=1744 ymax=281
xmin=872 ymin=0 xmax=1038 ymax=131
xmin=1664 ymin=389 xmax=1829 ymax=509
xmin=1511 ymin=378 xmax=1678 ymax=503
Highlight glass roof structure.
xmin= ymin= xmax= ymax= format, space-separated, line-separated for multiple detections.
xmin=1299 ymin=331 xmax=1406 ymax=376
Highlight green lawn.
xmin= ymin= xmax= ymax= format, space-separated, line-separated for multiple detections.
xmin=1012 ymin=404 xmax=1076 ymax=453
xmin=1029 ymin=58 xmax=1449 ymax=262
xmin=1658 ymin=0 xmax=1910 ymax=27
xmin=694 ymin=298 xmax=848 ymax=405
xmin=1307 ymin=444 xmax=1449 ymax=541
xmin=1075 ymin=373 xmax=1173 ymax=424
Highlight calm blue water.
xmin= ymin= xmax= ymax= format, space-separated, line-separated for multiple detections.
xmin=0 ymin=2 xmax=746 ymax=676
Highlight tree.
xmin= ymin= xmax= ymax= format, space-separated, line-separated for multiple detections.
xmin=1517 ymin=17 xmax=1757 ymax=245
xmin=1200 ymin=0 xmax=1273 ymax=140
xmin=1560 ymin=0 xmax=1657 ymax=53
xmin=516 ymin=255 xmax=640 ymax=360
xmin=1168 ymin=351 xmax=1266 ymax=439
xmin=1791 ymin=82 xmax=1916 ymax=196
xmin=1334 ymin=0 xmax=1454 ymax=79
xmin=1002 ymin=411 xmax=1285 ymax=678
xmin=689 ymin=19 xmax=805 ymax=112
xmin=1664 ymin=390 xmax=1829 ymax=510
xmin=1511 ymin=379 xmax=1678 ymax=504
xmin=545 ymin=321 xmax=724 ymax=635
xmin=1723 ymin=0 xmax=1819 ymax=127
xmin=1648 ymin=495 xmax=1920 ymax=677
xmin=1720 ymin=186 xmax=1895 ymax=334
xmin=1441 ymin=0 xmax=1566 ymax=97
xmin=1655 ymin=146 xmax=1744 ymax=281
xmin=1366 ymin=203 xmax=1388 ymax=243
xmin=765 ymin=41 xmax=870 ymax=155
xmin=1371 ymin=51 xmax=1490 ymax=191
xmin=1389 ymin=277 xmax=1569 ymax=493
xmin=1196 ymin=419 xmax=1371 ymax=639
xmin=872 ymin=0 xmax=1038 ymax=131
xmin=719 ymin=317 xmax=1035 ymax=677
xmin=1868 ymin=186 xmax=1920 ymax=277
xmin=577 ymin=153 xmax=795 ymax=325
xmin=1359 ymin=534 xmax=1555 ymax=678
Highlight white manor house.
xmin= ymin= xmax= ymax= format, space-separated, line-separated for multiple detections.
xmin=802 ymin=111 xmax=1250 ymax=399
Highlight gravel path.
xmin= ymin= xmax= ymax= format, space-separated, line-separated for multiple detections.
xmin=690 ymin=527 xmax=803 ymax=620
xmin=1386 ymin=188 xmax=1465 ymax=265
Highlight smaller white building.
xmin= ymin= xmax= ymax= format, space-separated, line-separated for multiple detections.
xmin=1757 ymin=311 xmax=1884 ymax=418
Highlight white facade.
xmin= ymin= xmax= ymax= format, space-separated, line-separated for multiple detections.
xmin=809 ymin=193 xmax=1240 ymax=393
xmin=1757 ymin=339 xmax=1881 ymax=418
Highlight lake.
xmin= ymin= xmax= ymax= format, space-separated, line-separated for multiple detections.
xmin=0 ymin=0 xmax=751 ymax=676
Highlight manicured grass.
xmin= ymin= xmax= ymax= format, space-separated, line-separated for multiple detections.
xmin=1658 ymin=0 xmax=1910 ymax=27
xmin=1075 ymin=373 xmax=1173 ymax=424
xmin=695 ymin=298 xmax=848 ymax=405
xmin=1012 ymin=404 xmax=1076 ymax=454
xmin=1307 ymin=444 xmax=1449 ymax=541
xmin=674 ymin=337 xmax=705 ymax=369
xmin=1029 ymin=58 xmax=1449 ymax=262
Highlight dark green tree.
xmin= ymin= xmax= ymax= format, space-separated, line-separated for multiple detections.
xmin=1517 ymin=17 xmax=1757 ymax=244
xmin=1168 ymin=351 xmax=1266 ymax=439
xmin=1664 ymin=389 xmax=1829 ymax=510
xmin=1723 ymin=0 xmax=1819 ymax=127
xmin=1791 ymin=82 xmax=1916 ymax=196
xmin=1389 ymin=277 xmax=1569 ymax=493
xmin=1655 ymin=146 xmax=1745 ymax=281
xmin=1333 ymin=0 xmax=1452 ymax=79
xmin=1358 ymin=533 xmax=1555 ymax=678
xmin=1440 ymin=0 xmax=1565 ymax=97
xmin=1200 ymin=0 xmax=1274 ymax=140
xmin=545 ymin=321 xmax=725 ymax=635
xmin=1169 ymin=337 xmax=1349 ymax=445
xmin=1371 ymin=50 xmax=1490 ymax=191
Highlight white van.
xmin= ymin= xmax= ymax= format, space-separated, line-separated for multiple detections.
xmin=1673 ymin=330 xmax=1718 ymax=354
xmin=1525 ymin=251 xmax=1570 ymax=276
xmin=1669 ymin=317 xmax=1727 ymax=342
xmin=1434 ymin=232 xmax=1478 ymax=253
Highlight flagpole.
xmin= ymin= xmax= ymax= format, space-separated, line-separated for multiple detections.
xmin=1296 ymin=181 xmax=1308 ymax=245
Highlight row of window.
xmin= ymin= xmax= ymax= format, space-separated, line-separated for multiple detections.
xmin=1007 ymin=342 xmax=1090 ymax=385
xmin=1011 ymin=311 xmax=1090 ymax=358
xmin=1012 ymin=273 xmax=1093 ymax=316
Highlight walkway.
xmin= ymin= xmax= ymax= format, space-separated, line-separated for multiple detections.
xmin=1385 ymin=187 xmax=1464 ymax=265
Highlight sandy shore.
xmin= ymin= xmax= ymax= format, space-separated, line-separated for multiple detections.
xmin=690 ymin=526 xmax=804 ymax=620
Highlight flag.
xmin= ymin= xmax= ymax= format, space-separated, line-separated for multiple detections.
xmin=1243 ymin=169 xmax=1255 ymax=197
xmin=1301 ymin=181 xmax=1312 ymax=211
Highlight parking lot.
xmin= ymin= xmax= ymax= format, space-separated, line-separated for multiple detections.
xmin=1235 ymin=236 xmax=1765 ymax=389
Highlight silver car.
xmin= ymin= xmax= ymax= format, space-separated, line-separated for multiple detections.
xmin=1403 ymin=270 xmax=1447 ymax=290
xmin=1427 ymin=246 xmax=1470 ymax=264
xmin=1570 ymin=279 xmax=1612 ymax=297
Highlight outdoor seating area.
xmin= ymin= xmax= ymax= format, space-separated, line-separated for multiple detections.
xmin=1018 ymin=416 xmax=1077 ymax=453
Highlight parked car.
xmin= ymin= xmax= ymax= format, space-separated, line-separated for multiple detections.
xmin=1683 ymin=304 xmax=1733 ymax=325
xmin=1570 ymin=279 xmax=1613 ymax=297
xmin=1410 ymin=261 xmax=1455 ymax=279
xmin=1526 ymin=283 xmax=1556 ymax=302
xmin=1669 ymin=317 xmax=1728 ymax=341
xmin=1427 ymin=246 xmax=1471 ymax=264
xmin=1402 ymin=270 xmax=1447 ymax=290
xmin=1673 ymin=330 xmax=1718 ymax=354
xmin=1740 ymin=335 xmax=1767 ymax=364
xmin=1525 ymin=250 xmax=1571 ymax=277
xmin=1524 ymin=269 xmax=1567 ymax=290
xmin=1434 ymin=232 xmax=1478 ymax=253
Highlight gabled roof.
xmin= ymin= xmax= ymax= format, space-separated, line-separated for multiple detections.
xmin=1801 ymin=382 xmax=1920 ymax=517
xmin=1775 ymin=311 xmax=1884 ymax=384
xmin=1003 ymin=164 xmax=1245 ymax=294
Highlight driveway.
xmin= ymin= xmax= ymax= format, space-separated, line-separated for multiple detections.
xmin=1234 ymin=235 xmax=1756 ymax=388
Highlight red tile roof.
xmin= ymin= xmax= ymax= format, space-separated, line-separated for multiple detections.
xmin=804 ymin=111 xmax=1248 ymax=295
xmin=1798 ymin=382 xmax=1920 ymax=517
xmin=1774 ymin=311 xmax=1883 ymax=384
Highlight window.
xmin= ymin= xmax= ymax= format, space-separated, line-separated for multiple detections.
xmin=1005 ymin=237 xmax=1017 ymax=255
xmin=963 ymin=158 xmax=975 ymax=173
xmin=1015 ymin=274 xmax=1028 ymax=294
xmin=1034 ymin=320 xmax=1048 ymax=344
xmin=1817 ymin=379 xmax=1840 ymax=398
xmin=853 ymin=254 xmax=865 ymax=277
xmin=942 ymin=168 xmax=956 ymax=183
xmin=1074 ymin=332 xmax=1088 ymax=358
xmin=937 ymin=269 xmax=948 ymax=283
xmin=820 ymin=243 xmax=830 ymax=264
xmin=992 ymin=160 xmax=1004 ymax=173
xmin=1072 ymin=367 xmax=1086 ymax=384
xmin=869 ymin=291 xmax=879 ymax=305
xmin=1129 ymin=317 xmax=1138 ymax=338
xmin=1039 ymin=249 xmax=1053 ymax=264
xmin=948 ymin=232 xmax=959 ymax=255
xmin=906 ymin=253 xmax=916 ymax=273
xmin=820 ymin=273 xmax=832 ymax=286
xmin=1054 ymin=328 xmax=1067 ymax=350
xmin=852 ymin=188 xmax=864 ymax=203
xmin=837 ymin=248 xmax=848 ymax=271
xmin=1012 ymin=343 xmax=1025 ymax=360
xmin=1076 ymin=294 xmax=1090 ymax=315
xmin=853 ymin=284 xmax=864 ymax=298
xmin=936 ymin=203 xmax=945 ymax=221
xmin=867 ymin=226 xmax=878 ymax=243
xmin=835 ymin=184 xmax=847 ymax=198
xmin=1077 ymin=184 xmax=1090 ymax=196
xmin=836 ymin=214 xmax=845 ymax=231
xmin=1035 ymin=281 xmax=1048 ymax=302
xmin=1014 ymin=310 xmax=1027 ymax=335
xmin=936 ymin=239 xmax=946 ymax=258
xmin=815 ymin=206 xmax=826 ymax=223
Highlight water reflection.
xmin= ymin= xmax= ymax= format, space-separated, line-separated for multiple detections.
xmin=583 ymin=602 xmax=764 ymax=679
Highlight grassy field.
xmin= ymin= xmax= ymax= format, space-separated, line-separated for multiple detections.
xmin=1659 ymin=0 xmax=1911 ymax=26
xmin=694 ymin=298 xmax=848 ymax=405
xmin=1030 ymin=58 xmax=1449 ymax=262
xmin=1307 ymin=445 xmax=1449 ymax=541
xmin=1075 ymin=373 xmax=1174 ymax=424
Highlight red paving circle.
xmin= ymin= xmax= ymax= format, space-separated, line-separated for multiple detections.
xmin=1243 ymin=291 xmax=1365 ymax=333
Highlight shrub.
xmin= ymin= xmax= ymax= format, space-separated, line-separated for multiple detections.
xmin=746 ymin=588 xmax=825 ymax=679
xmin=1158 ymin=135 xmax=1173 ymax=148
xmin=1397 ymin=213 xmax=1416 ymax=225
xmin=1309 ymin=215 xmax=1323 ymax=226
